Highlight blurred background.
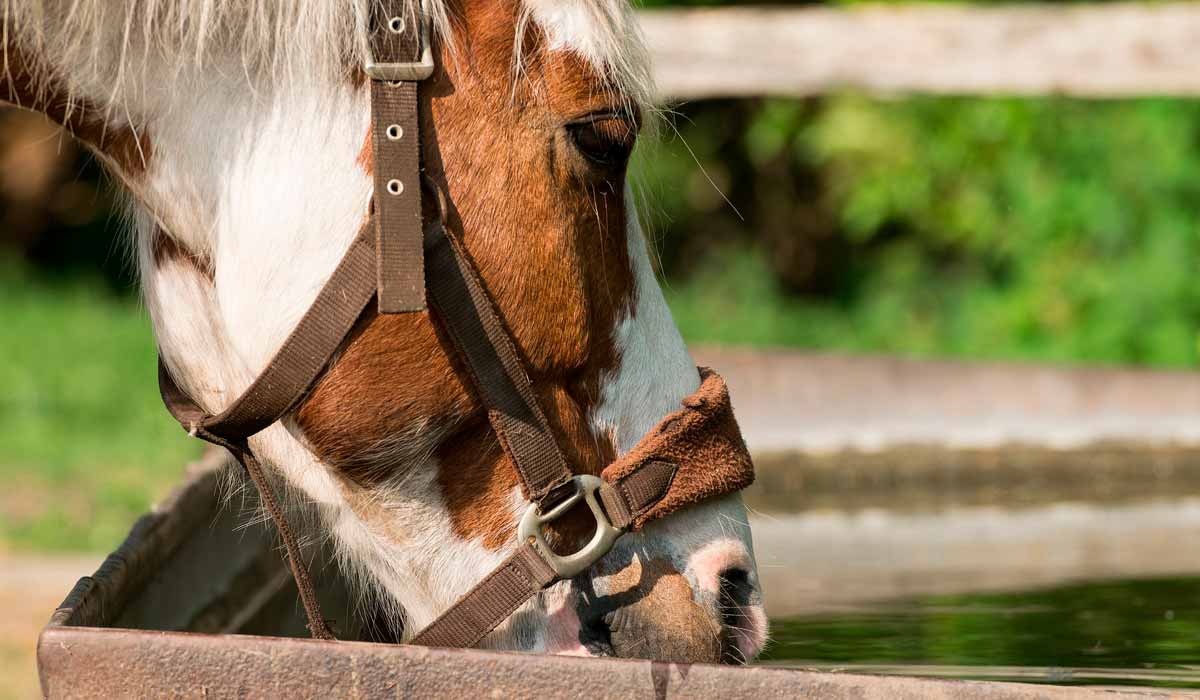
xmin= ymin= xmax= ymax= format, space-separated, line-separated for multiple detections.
xmin=5 ymin=0 xmax=1200 ymax=695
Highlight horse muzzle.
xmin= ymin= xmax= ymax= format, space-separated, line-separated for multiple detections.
xmin=568 ymin=538 xmax=767 ymax=665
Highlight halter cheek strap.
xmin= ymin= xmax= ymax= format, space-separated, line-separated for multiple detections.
xmin=157 ymin=1 xmax=756 ymax=648
xmin=368 ymin=0 xmax=430 ymax=313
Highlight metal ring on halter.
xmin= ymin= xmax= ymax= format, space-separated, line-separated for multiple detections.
xmin=366 ymin=18 xmax=435 ymax=81
xmin=517 ymin=475 xmax=623 ymax=579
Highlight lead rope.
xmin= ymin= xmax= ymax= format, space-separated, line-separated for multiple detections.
xmin=160 ymin=349 xmax=340 ymax=638
xmin=230 ymin=444 xmax=334 ymax=640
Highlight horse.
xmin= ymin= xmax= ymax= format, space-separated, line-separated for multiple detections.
xmin=3 ymin=0 xmax=767 ymax=662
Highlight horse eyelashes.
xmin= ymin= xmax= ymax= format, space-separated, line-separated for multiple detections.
xmin=567 ymin=118 xmax=636 ymax=169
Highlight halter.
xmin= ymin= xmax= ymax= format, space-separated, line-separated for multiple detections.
xmin=158 ymin=1 xmax=755 ymax=649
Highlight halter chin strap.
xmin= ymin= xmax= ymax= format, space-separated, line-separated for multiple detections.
xmin=157 ymin=2 xmax=755 ymax=648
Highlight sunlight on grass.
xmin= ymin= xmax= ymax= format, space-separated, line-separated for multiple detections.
xmin=0 ymin=264 xmax=201 ymax=553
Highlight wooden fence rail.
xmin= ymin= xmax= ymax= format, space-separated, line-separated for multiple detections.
xmin=640 ymin=4 xmax=1200 ymax=99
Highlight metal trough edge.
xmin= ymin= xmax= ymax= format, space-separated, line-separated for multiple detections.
xmin=46 ymin=463 xmax=224 ymax=629
xmin=37 ymin=626 xmax=1176 ymax=699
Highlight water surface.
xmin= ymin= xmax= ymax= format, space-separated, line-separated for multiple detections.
xmin=762 ymin=576 xmax=1200 ymax=688
xmin=744 ymin=447 xmax=1200 ymax=688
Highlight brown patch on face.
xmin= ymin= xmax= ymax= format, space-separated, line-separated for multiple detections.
xmin=0 ymin=44 xmax=152 ymax=177
xmin=357 ymin=129 xmax=374 ymax=173
xmin=152 ymin=229 xmax=214 ymax=281
xmin=299 ymin=0 xmax=638 ymax=547
xmin=595 ymin=557 xmax=722 ymax=663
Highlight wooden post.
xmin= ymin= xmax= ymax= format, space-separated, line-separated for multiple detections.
xmin=641 ymin=4 xmax=1200 ymax=99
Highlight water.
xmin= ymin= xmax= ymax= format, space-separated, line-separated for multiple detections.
xmin=743 ymin=449 xmax=1200 ymax=689
xmin=761 ymin=575 xmax=1200 ymax=687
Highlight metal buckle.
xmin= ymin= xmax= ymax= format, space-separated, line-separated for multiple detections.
xmin=365 ymin=19 xmax=435 ymax=81
xmin=518 ymin=475 xmax=623 ymax=579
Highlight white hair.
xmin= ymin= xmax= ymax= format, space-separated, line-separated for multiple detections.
xmin=1 ymin=0 xmax=653 ymax=115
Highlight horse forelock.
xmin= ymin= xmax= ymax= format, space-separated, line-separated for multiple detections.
xmin=3 ymin=0 xmax=653 ymax=118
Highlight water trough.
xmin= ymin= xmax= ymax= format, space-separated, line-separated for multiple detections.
xmin=39 ymin=350 xmax=1200 ymax=697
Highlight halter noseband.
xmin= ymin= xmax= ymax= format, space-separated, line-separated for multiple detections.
xmin=158 ymin=1 xmax=755 ymax=648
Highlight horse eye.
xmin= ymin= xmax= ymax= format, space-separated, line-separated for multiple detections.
xmin=567 ymin=115 xmax=637 ymax=168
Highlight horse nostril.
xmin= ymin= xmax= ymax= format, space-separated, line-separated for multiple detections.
xmin=578 ymin=611 xmax=615 ymax=657
xmin=718 ymin=567 xmax=753 ymax=609
xmin=717 ymin=567 xmax=755 ymax=664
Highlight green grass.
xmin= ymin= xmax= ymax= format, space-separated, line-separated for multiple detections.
xmin=0 ymin=264 xmax=201 ymax=553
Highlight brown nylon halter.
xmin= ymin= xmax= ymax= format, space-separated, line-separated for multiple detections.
xmin=158 ymin=2 xmax=754 ymax=649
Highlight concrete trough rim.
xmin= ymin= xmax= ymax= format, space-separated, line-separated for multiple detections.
xmin=36 ymin=625 xmax=1175 ymax=699
xmin=692 ymin=348 xmax=1200 ymax=454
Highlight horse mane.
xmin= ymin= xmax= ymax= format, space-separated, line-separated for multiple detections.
xmin=515 ymin=0 xmax=653 ymax=111
xmin=2 ymin=0 xmax=652 ymax=114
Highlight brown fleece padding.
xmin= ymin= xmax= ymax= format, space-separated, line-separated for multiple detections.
xmin=602 ymin=367 xmax=755 ymax=531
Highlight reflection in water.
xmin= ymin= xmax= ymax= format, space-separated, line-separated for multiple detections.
xmin=744 ymin=448 xmax=1200 ymax=687
xmin=762 ymin=577 xmax=1200 ymax=688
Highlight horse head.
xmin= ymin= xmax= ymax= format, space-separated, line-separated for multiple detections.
xmin=3 ymin=0 xmax=767 ymax=662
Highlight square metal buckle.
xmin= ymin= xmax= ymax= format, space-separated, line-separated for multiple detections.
xmin=518 ymin=475 xmax=623 ymax=579
xmin=366 ymin=19 xmax=434 ymax=82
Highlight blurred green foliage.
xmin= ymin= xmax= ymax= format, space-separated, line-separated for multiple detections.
xmin=635 ymin=96 xmax=1200 ymax=368
xmin=632 ymin=0 xmax=1200 ymax=370
xmin=0 ymin=262 xmax=200 ymax=552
